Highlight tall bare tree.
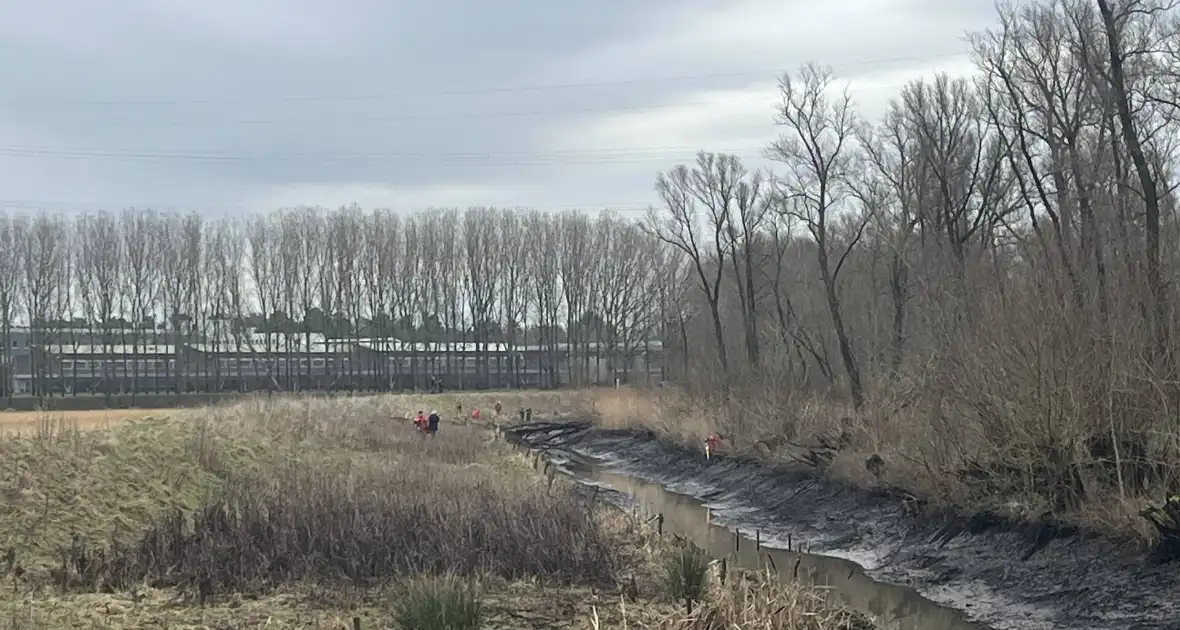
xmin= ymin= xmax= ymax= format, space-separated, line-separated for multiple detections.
xmin=464 ymin=207 xmax=499 ymax=387
xmin=646 ymin=151 xmax=738 ymax=375
xmin=768 ymin=64 xmax=871 ymax=408
xmin=77 ymin=211 xmax=123 ymax=400
xmin=20 ymin=214 xmax=68 ymax=400
xmin=0 ymin=213 xmax=23 ymax=403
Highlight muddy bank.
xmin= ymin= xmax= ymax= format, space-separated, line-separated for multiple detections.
xmin=506 ymin=422 xmax=1179 ymax=630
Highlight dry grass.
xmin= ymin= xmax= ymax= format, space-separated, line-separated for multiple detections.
xmin=0 ymin=408 xmax=183 ymax=434
xmin=632 ymin=567 xmax=869 ymax=630
xmin=589 ymin=385 xmax=1171 ymax=546
xmin=0 ymin=392 xmax=865 ymax=629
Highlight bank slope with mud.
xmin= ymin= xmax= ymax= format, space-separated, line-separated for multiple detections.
xmin=505 ymin=421 xmax=1179 ymax=630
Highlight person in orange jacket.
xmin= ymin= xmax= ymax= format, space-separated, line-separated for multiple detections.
xmin=413 ymin=410 xmax=427 ymax=433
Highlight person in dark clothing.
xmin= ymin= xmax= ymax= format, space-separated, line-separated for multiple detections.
xmin=426 ymin=410 xmax=440 ymax=435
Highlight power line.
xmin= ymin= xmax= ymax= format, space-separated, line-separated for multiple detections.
xmin=37 ymin=101 xmax=777 ymax=127
xmin=0 ymin=144 xmax=771 ymax=165
xmin=0 ymin=198 xmax=658 ymax=214
xmin=5 ymin=51 xmax=970 ymax=107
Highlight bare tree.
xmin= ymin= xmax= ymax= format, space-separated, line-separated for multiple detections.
xmin=0 ymin=213 xmax=23 ymax=404
xmin=20 ymin=214 xmax=68 ymax=400
xmin=498 ymin=209 xmax=528 ymax=387
xmin=646 ymin=151 xmax=738 ymax=375
xmin=464 ymin=207 xmax=499 ymax=387
xmin=121 ymin=209 xmax=159 ymax=397
xmin=77 ymin=211 xmax=123 ymax=400
xmin=726 ymin=166 xmax=771 ymax=366
xmin=768 ymin=64 xmax=871 ymax=408
xmin=328 ymin=206 xmax=363 ymax=388
xmin=1096 ymin=0 xmax=1170 ymax=360
xmin=597 ymin=213 xmax=656 ymax=381
xmin=527 ymin=211 xmax=562 ymax=387
xmin=559 ymin=211 xmax=593 ymax=385
xmin=209 ymin=217 xmax=247 ymax=390
xmin=858 ymin=101 xmax=930 ymax=372
xmin=246 ymin=214 xmax=281 ymax=390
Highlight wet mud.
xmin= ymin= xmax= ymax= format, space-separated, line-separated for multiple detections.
xmin=507 ymin=421 xmax=1180 ymax=630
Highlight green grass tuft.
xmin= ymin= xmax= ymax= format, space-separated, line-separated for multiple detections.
xmin=391 ymin=576 xmax=483 ymax=630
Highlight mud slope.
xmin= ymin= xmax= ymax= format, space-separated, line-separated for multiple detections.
xmin=507 ymin=422 xmax=1179 ymax=630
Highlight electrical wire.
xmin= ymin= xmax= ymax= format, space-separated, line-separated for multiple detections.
xmin=4 ymin=51 xmax=970 ymax=107
xmin=0 ymin=144 xmax=771 ymax=165
xmin=0 ymin=198 xmax=657 ymax=214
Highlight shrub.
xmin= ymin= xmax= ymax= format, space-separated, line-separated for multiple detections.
xmin=662 ymin=547 xmax=710 ymax=614
xmin=88 ymin=434 xmax=622 ymax=597
xmin=392 ymin=576 xmax=482 ymax=630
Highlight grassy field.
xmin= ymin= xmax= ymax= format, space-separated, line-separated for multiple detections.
xmin=0 ymin=408 xmax=183 ymax=434
xmin=0 ymin=390 xmax=583 ymax=435
xmin=0 ymin=392 xmax=864 ymax=629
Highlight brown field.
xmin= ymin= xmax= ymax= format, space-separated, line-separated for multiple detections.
xmin=0 ymin=408 xmax=185 ymax=434
xmin=0 ymin=391 xmax=863 ymax=629
xmin=0 ymin=389 xmax=592 ymax=436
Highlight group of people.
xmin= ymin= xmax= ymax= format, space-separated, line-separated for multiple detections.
xmin=410 ymin=401 xmax=505 ymax=436
xmin=413 ymin=410 xmax=440 ymax=435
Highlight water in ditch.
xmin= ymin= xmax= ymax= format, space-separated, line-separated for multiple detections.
xmin=550 ymin=451 xmax=994 ymax=630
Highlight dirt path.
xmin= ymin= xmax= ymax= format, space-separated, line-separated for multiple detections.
xmin=0 ymin=408 xmax=184 ymax=434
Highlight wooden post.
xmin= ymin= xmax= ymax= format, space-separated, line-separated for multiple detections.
xmin=756 ymin=529 xmax=760 ymax=550
xmin=656 ymin=513 xmax=664 ymax=536
xmin=787 ymin=534 xmax=792 ymax=550
xmin=352 ymin=616 xmax=361 ymax=630
xmin=734 ymin=532 xmax=740 ymax=553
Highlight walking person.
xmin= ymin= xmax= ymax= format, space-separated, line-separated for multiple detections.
xmin=427 ymin=409 xmax=441 ymax=436
xmin=414 ymin=410 xmax=427 ymax=434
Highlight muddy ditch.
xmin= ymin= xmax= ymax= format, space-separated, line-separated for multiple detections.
xmin=505 ymin=421 xmax=1179 ymax=630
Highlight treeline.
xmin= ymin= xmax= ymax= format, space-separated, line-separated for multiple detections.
xmin=0 ymin=207 xmax=678 ymax=391
xmin=652 ymin=0 xmax=1180 ymax=509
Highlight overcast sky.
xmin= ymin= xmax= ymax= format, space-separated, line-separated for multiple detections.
xmin=0 ymin=0 xmax=994 ymax=218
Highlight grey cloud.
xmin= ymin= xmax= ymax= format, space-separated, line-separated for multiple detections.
xmin=0 ymin=0 xmax=1002 ymax=213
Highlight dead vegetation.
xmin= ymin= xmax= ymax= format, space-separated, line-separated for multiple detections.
xmin=0 ymin=393 xmax=867 ymax=629
xmin=592 ymin=385 xmax=1178 ymax=553
xmin=619 ymin=0 xmax=1180 ymax=561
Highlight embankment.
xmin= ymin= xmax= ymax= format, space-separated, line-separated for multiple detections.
xmin=506 ymin=421 xmax=1180 ymax=630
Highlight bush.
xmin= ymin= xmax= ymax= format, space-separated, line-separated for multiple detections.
xmin=392 ymin=576 xmax=482 ymax=630
xmin=662 ymin=547 xmax=710 ymax=614
xmin=76 ymin=422 xmax=624 ymax=599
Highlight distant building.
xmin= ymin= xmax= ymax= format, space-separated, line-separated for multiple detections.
xmin=3 ymin=328 xmax=664 ymax=396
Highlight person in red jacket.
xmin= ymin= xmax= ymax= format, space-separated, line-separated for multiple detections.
xmin=705 ymin=433 xmax=723 ymax=459
xmin=413 ymin=410 xmax=427 ymax=434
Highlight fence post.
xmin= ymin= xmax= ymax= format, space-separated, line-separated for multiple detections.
xmin=656 ymin=513 xmax=664 ymax=536
xmin=755 ymin=529 xmax=760 ymax=551
xmin=734 ymin=531 xmax=740 ymax=553
xmin=352 ymin=616 xmax=361 ymax=630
